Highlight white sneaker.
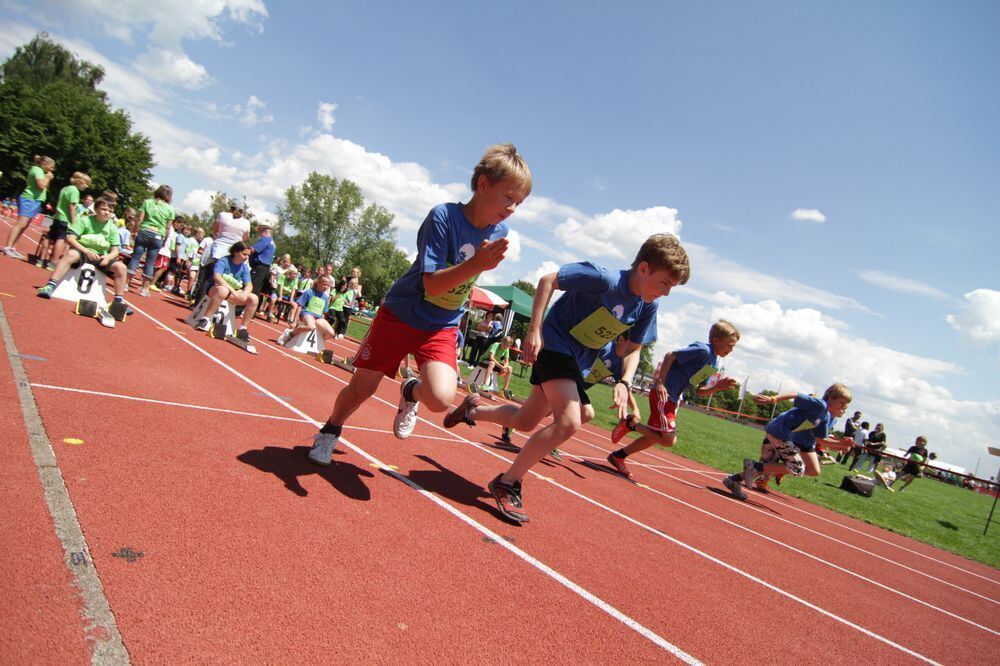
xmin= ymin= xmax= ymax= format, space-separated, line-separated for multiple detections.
xmin=308 ymin=432 xmax=338 ymax=466
xmin=193 ymin=317 xmax=210 ymax=331
xmin=139 ymin=287 xmax=150 ymax=297
xmin=393 ymin=378 xmax=419 ymax=439
xmin=336 ymin=334 xmax=344 ymax=339
xmin=277 ymin=328 xmax=292 ymax=346
xmin=3 ymin=247 xmax=25 ymax=259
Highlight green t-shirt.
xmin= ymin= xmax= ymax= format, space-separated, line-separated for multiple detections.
xmin=185 ymin=237 xmax=199 ymax=259
xmin=331 ymin=288 xmax=355 ymax=312
xmin=485 ymin=342 xmax=510 ymax=365
xmin=138 ymin=198 xmax=175 ymax=236
xmin=22 ymin=165 xmax=48 ymax=201
xmin=298 ymin=277 xmax=313 ymax=292
xmin=281 ymin=274 xmax=298 ymax=292
xmin=55 ymin=185 xmax=80 ymax=223
xmin=69 ymin=216 xmax=120 ymax=255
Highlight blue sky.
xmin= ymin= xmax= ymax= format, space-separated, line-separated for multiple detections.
xmin=2 ymin=1 xmax=997 ymax=473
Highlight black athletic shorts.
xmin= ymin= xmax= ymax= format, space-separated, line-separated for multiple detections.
xmin=529 ymin=349 xmax=590 ymax=405
xmin=48 ymin=220 xmax=69 ymax=241
xmin=71 ymin=254 xmax=117 ymax=277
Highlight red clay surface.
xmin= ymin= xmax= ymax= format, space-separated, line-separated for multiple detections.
xmin=2 ymin=221 xmax=999 ymax=664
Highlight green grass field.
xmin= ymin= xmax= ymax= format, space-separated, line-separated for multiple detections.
xmin=461 ymin=360 xmax=1000 ymax=569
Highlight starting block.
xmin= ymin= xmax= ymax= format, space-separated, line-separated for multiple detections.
xmin=51 ymin=262 xmax=107 ymax=307
xmin=317 ymin=350 xmax=356 ymax=373
xmin=186 ymin=296 xmax=236 ymax=337
xmin=465 ymin=365 xmax=498 ymax=393
xmin=284 ymin=328 xmax=323 ymax=354
xmin=75 ymin=300 xmax=115 ymax=328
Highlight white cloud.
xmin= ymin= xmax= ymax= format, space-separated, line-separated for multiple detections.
xmin=791 ymin=208 xmax=827 ymax=224
xmin=317 ymin=101 xmax=337 ymax=131
xmin=179 ymin=188 xmax=215 ymax=213
xmin=505 ymin=229 xmax=521 ymax=263
xmin=857 ymin=270 xmax=953 ymax=301
xmin=684 ymin=243 xmax=871 ymax=313
xmin=522 ymin=260 xmax=560 ymax=286
xmin=947 ymin=289 xmax=1000 ymax=345
xmin=238 ymin=95 xmax=274 ymax=127
xmin=134 ymin=48 xmax=210 ymax=89
xmin=553 ymin=206 xmax=683 ymax=260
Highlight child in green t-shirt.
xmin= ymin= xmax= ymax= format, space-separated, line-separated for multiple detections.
xmin=36 ymin=196 xmax=130 ymax=310
xmin=474 ymin=335 xmax=515 ymax=397
xmin=36 ymin=171 xmax=91 ymax=269
xmin=3 ymin=155 xmax=55 ymax=260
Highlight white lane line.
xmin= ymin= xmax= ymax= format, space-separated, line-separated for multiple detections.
xmin=254 ymin=332 xmax=942 ymax=663
xmin=122 ymin=299 xmax=701 ymax=663
xmin=561 ymin=425 xmax=1000 ymax=607
xmin=28 ymin=383 xmax=460 ymax=443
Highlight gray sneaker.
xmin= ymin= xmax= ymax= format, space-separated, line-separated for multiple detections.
xmin=393 ymin=378 xmax=419 ymax=439
xmin=742 ymin=458 xmax=761 ymax=488
xmin=308 ymin=432 xmax=338 ymax=466
xmin=277 ymin=328 xmax=292 ymax=345
xmin=723 ymin=474 xmax=748 ymax=500
xmin=193 ymin=317 xmax=210 ymax=331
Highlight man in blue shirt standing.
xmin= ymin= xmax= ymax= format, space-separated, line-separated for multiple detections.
xmin=249 ymin=222 xmax=277 ymax=299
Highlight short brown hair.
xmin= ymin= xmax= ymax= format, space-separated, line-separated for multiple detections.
xmin=823 ymin=383 xmax=852 ymax=403
xmin=710 ymin=319 xmax=740 ymax=341
xmin=94 ymin=196 xmax=115 ymax=209
xmin=915 ymin=435 xmax=927 ymax=446
xmin=632 ymin=233 xmax=690 ymax=284
xmin=153 ymin=185 xmax=173 ymax=202
xmin=470 ymin=143 xmax=532 ymax=194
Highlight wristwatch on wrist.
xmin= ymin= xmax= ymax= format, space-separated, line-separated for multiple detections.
xmin=616 ymin=379 xmax=632 ymax=391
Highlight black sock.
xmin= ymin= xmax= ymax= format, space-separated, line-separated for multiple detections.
xmin=319 ymin=422 xmax=342 ymax=436
xmin=402 ymin=379 xmax=418 ymax=402
xmin=754 ymin=461 xmax=764 ymax=472
xmin=46 ymin=279 xmax=56 ymax=288
xmin=612 ymin=449 xmax=627 ymax=459
xmin=114 ymin=295 xmax=124 ymax=303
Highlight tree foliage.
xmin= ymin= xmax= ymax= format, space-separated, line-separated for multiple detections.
xmin=512 ymin=279 xmax=536 ymax=297
xmin=0 ymin=34 xmax=153 ymax=211
xmin=274 ymin=172 xmax=363 ymax=268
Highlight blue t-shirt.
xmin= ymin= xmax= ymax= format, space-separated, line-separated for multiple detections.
xmin=296 ymin=288 xmax=331 ymax=317
xmin=582 ymin=342 xmax=624 ymax=386
xmin=663 ymin=341 xmax=718 ymax=403
xmin=456 ymin=328 xmax=465 ymax=351
xmin=251 ymin=236 xmax=276 ymax=267
xmin=765 ymin=393 xmax=833 ymax=452
xmin=542 ymin=263 xmax=658 ymax=374
xmin=213 ymin=257 xmax=252 ymax=290
xmin=384 ymin=203 xmax=508 ymax=331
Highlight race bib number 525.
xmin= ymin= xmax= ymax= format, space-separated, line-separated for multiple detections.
xmin=569 ymin=307 xmax=631 ymax=349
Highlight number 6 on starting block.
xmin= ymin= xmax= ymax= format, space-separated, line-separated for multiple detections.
xmin=51 ymin=262 xmax=108 ymax=307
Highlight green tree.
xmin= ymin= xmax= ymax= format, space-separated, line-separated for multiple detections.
xmin=341 ymin=239 xmax=411 ymax=305
xmin=638 ymin=343 xmax=654 ymax=377
xmin=0 ymin=34 xmax=153 ymax=211
xmin=274 ymin=172 xmax=363 ymax=268
xmin=512 ymin=279 xmax=536 ymax=296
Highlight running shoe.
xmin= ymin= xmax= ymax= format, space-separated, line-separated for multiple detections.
xmin=500 ymin=427 xmax=513 ymax=446
xmin=549 ymin=448 xmax=564 ymax=461
xmin=488 ymin=474 xmax=528 ymax=523
xmin=308 ymin=432 xmax=338 ymax=466
xmin=753 ymin=476 xmax=770 ymax=493
xmin=277 ymin=328 xmax=292 ymax=345
xmin=235 ymin=328 xmax=251 ymax=343
xmin=193 ymin=317 xmax=210 ymax=331
xmin=607 ymin=452 xmax=631 ymax=478
xmin=36 ymin=284 xmax=54 ymax=299
xmin=3 ymin=247 xmax=25 ymax=259
xmin=611 ymin=414 xmax=636 ymax=443
xmin=502 ymin=389 xmax=513 ymax=400
xmin=393 ymin=378 xmax=419 ymax=439
xmin=148 ymin=284 xmax=162 ymax=292
xmin=774 ymin=474 xmax=784 ymax=486
xmin=742 ymin=458 xmax=761 ymax=488
xmin=139 ymin=287 xmax=150 ymax=297
xmin=723 ymin=474 xmax=748 ymax=500
xmin=443 ymin=393 xmax=479 ymax=429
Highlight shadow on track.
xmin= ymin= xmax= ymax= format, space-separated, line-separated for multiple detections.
xmin=407 ymin=454 xmax=518 ymax=524
xmin=704 ymin=486 xmax=781 ymax=514
xmin=237 ymin=445 xmax=374 ymax=499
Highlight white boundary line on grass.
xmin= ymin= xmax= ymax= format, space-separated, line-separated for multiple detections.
xmin=119 ymin=299 xmax=701 ymax=663
xmin=251 ymin=328 xmax=942 ymax=663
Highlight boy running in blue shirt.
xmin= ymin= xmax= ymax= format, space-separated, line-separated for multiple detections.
xmin=307 ymin=144 xmax=532 ymax=465
xmin=723 ymin=384 xmax=854 ymax=500
xmin=606 ymin=320 xmax=740 ymax=478
xmin=446 ymin=234 xmax=689 ymax=522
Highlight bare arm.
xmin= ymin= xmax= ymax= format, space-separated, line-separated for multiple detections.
xmin=422 ymin=238 xmax=508 ymax=296
xmin=523 ymin=272 xmax=559 ymax=364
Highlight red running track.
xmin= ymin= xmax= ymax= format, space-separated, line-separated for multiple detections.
xmin=1 ymin=223 xmax=998 ymax=664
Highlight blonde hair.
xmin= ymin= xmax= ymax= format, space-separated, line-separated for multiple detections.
xmin=710 ymin=319 xmax=740 ymax=341
xmin=33 ymin=155 xmax=55 ymax=171
xmin=471 ymin=143 xmax=532 ymax=194
xmin=632 ymin=233 xmax=690 ymax=284
xmin=71 ymin=171 xmax=91 ymax=188
xmin=822 ymin=383 xmax=852 ymax=403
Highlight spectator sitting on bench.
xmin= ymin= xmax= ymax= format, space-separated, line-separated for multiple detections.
xmin=36 ymin=196 xmax=129 ymax=311
xmin=278 ymin=275 xmax=336 ymax=347
xmin=194 ymin=241 xmax=258 ymax=338
xmin=472 ymin=335 xmax=515 ymax=398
